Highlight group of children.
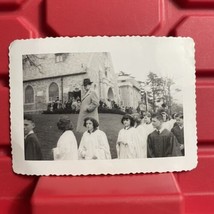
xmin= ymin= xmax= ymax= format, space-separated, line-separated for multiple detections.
xmin=24 ymin=111 xmax=184 ymax=161
xmin=117 ymin=112 xmax=183 ymax=159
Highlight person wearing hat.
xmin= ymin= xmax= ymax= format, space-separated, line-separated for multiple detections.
xmin=53 ymin=116 xmax=78 ymax=160
xmin=76 ymin=78 xmax=99 ymax=133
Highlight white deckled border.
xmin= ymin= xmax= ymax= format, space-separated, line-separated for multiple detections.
xmin=9 ymin=36 xmax=197 ymax=176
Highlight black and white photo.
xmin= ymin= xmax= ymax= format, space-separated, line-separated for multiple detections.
xmin=9 ymin=37 xmax=197 ymax=175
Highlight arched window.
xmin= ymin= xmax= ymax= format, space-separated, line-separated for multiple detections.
xmin=107 ymin=87 xmax=114 ymax=100
xmin=49 ymin=82 xmax=59 ymax=101
xmin=25 ymin=85 xmax=34 ymax=103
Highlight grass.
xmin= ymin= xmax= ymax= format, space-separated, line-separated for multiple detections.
xmin=32 ymin=113 xmax=124 ymax=160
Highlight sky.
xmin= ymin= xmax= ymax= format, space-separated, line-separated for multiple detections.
xmin=109 ymin=38 xmax=188 ymax=105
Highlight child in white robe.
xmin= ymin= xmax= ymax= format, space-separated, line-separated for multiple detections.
xmin=117 ymin=114 xmax=141 ymax=159
xmin=53 ymin=117 xmax=78 ymax=160
xmin=136 ymin=112 xmax=154 ymax=158
xmin=161 ymin=112 xmax=176 ymax=131
xmin=79 ymin=117 xmax=111 ymax=160
xmin=142 ymin=112 xmax=154 ymax=135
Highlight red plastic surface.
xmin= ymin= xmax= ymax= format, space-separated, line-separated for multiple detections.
xmin=0 ymin=156 xmax=38 ymax=214
xmin=196 ymin=79 xmax=214 ymax=142
xmin=0 ymin=86 xmax=10 ymax=145
xmin=46 ymin=0 xmax=161 ymax=36
xmin=174 ymin=16 xmax=214 ymax=72
xmin=176 ymin=146 xmax=214 ymax=214
xmin=32 ymin=174 xmax=183 ymax=214
xmin=1 ymin=0 xmax=214 ymax=213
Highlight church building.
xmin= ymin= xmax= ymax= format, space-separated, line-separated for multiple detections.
xmin=117 ymin=71 xmax=142 ymax=109
xmin=23 ymin=52 xmax=120 ymax=112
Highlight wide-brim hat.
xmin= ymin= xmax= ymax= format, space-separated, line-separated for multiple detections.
xmin=83 ymin=78 xmax=93 ymax=86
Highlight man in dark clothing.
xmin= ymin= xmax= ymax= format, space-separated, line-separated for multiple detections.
xmin=147 ymin=113 xmax=182 ymax=158
xmin=24 ymin=115 xmax=43 ymax=160
xmin=171 ymin=113 xmax=184 ymax=155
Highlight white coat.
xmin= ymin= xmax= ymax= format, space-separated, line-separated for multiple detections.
xmin=53 ymin=130 xmax=78 ymax=160
xmin=76 ymin=89 xmax=99 ymax=133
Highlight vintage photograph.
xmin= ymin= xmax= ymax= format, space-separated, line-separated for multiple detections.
xmin=23 ymin=52 xmax=184 ymax=161
xmin=10 ymin=37 xmax=197 ymax=175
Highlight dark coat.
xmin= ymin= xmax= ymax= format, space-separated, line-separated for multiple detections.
xmin=25 ymin=133 xmax=43 ymax=160
xmin=147 ymin=129 xmax=182 ymax=158
xmin=171 ymin=125 xmax=184 ymax=155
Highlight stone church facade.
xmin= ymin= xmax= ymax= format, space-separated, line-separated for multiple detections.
xmin=117 ymin=72 xmax=142 ymax=109
xmin=23 ymin=52 xmax=120 ymax=112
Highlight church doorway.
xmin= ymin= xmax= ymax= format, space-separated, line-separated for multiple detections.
xmin=68 ymin=89 xmax=81 ymax=101
xmin=67 ymin=89 xmax=81 ymax=113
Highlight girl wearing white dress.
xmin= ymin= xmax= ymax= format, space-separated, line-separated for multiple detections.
xmin=142 ymin=112 xmax=154 ymax=135
xmin=161 ymin=112 xmax=176 ymax=131
xmin=53 ymin=117 xmax=78 ymax=160
xmin=117 ymin=114 xmax=141 ymax=159
xmin=79 ymin=117 xmax=111 ymax=160
xmin=136 ymin=112 xmax=154 ymax=158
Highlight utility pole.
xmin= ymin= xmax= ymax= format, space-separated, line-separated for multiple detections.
xmin=61 ymin=77 xmax=63 ymax=104
xmin=145 ymin=90 xmax=148 ymax=111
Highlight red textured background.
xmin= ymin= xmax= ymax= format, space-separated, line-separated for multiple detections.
xmin=0 ymin=0 xmax=214 ymax=213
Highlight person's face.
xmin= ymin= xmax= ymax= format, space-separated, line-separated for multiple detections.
xmin=123 ymin=118 xmax=131 ymax=127
xmin=152 ymin=118 xmax=162 ymax=130
xmin=176 ymin=117 xmax=183 ymax=126
xmin=162 ymin=114 xmax=167 ymax=122
xmin=135 ymin=116 xmax=141 ymax=124
xmin=144 ymin=116 xmax=151 ymax=124
xmin=24 ymin=119 xmax=35 ymax=136
xmin=84 ymin=84 xmax=91 ymax=91
xmin=86 ymin=120 xmax=94 ymax=132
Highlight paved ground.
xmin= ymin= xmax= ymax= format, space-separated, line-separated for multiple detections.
xmin=32 ymin=113 xmax=124 ymax=160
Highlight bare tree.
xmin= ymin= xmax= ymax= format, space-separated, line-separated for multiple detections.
xmin=22 ymin=55 xmax=45 ymax=73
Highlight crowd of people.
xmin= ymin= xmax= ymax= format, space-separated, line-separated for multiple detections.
xmin=24 ymin=110 xmax=184 ymax=161
xmin=24 ymin=78 xmax=184 ymax=161
xmin=47 ymin=96 xmax=134 ymax=115
xmin=47 ymin=96 xmax=81 ymax=114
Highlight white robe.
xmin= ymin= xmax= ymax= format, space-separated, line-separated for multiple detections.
xmin=53 ymin=130 xmax=78 ymax=160
xmin=79 ymin=130 xmax=111 ymax=160
xmin=117 ymin=127 xmax=141 ymax=159
xmin=144 ymin=123 xmax=154 ymax=135
xmin=163 ymin=119 xmax=176 ymax=131
xmin=135 ymin=123 xmax=154 ymax=158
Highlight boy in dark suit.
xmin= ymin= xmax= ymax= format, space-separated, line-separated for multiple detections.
xmin=171 ymin=113 xmax=184 ymax=155
xmin=147 ymin=113 xmax=182 ymax=158
xmin=24 ymin=115 xmax=43 ymax=160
